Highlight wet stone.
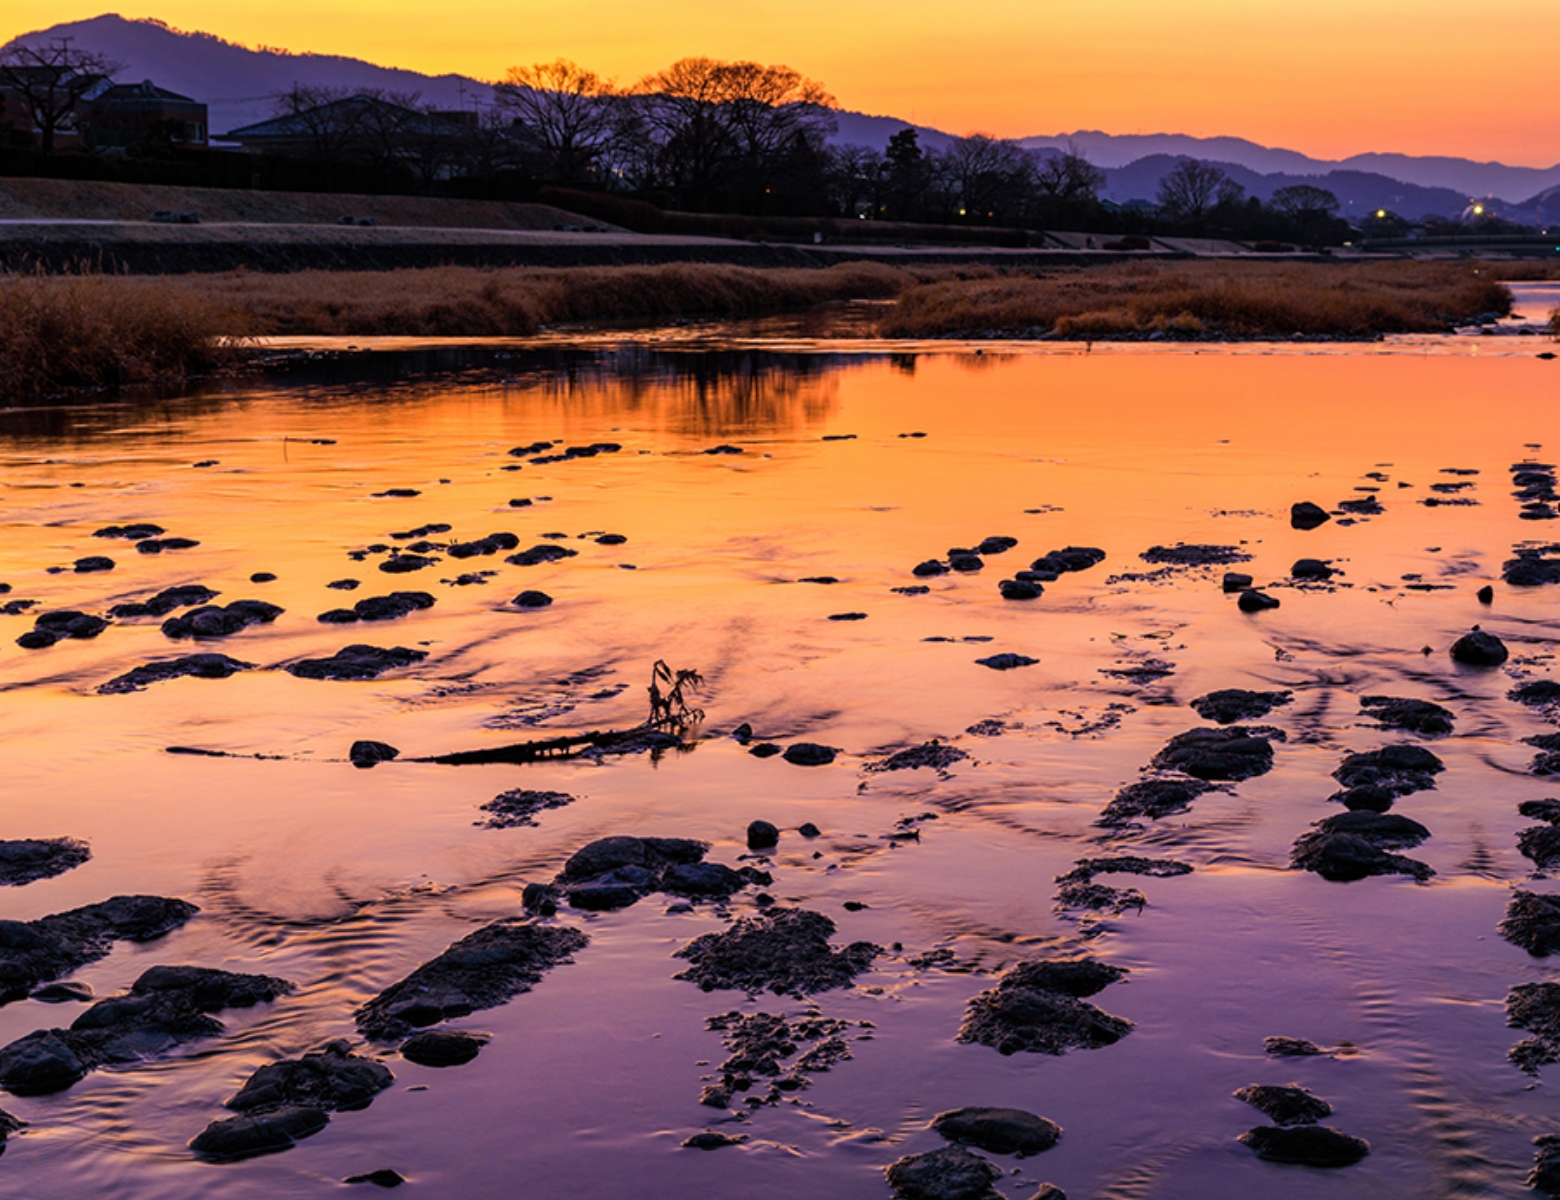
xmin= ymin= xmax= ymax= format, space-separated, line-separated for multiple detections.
xmin=1313 ymin=811 xmax=1429 ymax=847
xmin=949 ymin=555 xmax=983 ymax=573
xmin=749 ymin=743 xmax=782 ymax=758
xmin=512 ymin=590 xmax=553 ymax=609
xmin=1337 ymin=496 xmax=1383 ymax=516
xmin=1521 ymin=799 xmax=1560 ymax=825
xmin=327 ymin=579 xmax=360 ymax=591
xmin=1359 ymin=695 xmax=1455 ymax=737
xmin=1477 ymin=584 xmax=1494 ymax=603
xmin=250 ymin=572 xmax=276 ymax=583
xmin=957 ymin=959 xmax=1131 ymax=1056
xmin=1332 ymin=745 xmax=1444 ymax=796
xmin=1151 ymin=726 xmax=1278 ymax=781
xmin=1238 ymin=1126 xmax=1369 ymax=1167
xmin=999 ymin=579 xmax=1042 ymax=600
xmin=0 ymin=838 xmax=91 ymax=886
xmin=190 ymin=1105 xmax=330 ymax=1161
xmin=1290 ymin=501 xmax=1331 ymax=530
xmin=1291 ymin=558 xmax=1334 ymax=580
xmin=674 ymin=907 xmax=880 ymax=998
xmin=94 ymin=523 xmax=164 ymax=540
xmin=1291 ymin=830 xmax=1433 ymax=882
xmin=913 ymin=560 xmax=950 ymax=577
xmin=109 ymin=584 xmax=219 ymax=618
xmin=137 ymin=537 xmax=199 ymax=554
xmin=349 ymin=741 xmax=399 ymax=769
xmin=868 ymin=741 xmax=969 ymax=773
xmin=379 ymin=554 xmax=435 ymax=574
xmin=31 ymin=981 xmax=93 ymax=1003
xmin=828 ymin=612 xmax=868 ymax=621
xmin=400 ymin=1030 xmax=487 ymax=1068
xmin=1533 ymin=1135 xmax=1560 ymax=1195
xmin=1097 ymin=777 xmax=1213 ymax=826
xmin=703 ymin=1010 xmax=855 ymax=1108
xmin=1141 ymin=544 xmax=1251 ymax=567
xmin=1238 ymin=589 xmax=1280 ymax=612
xmin=1501 ymin=890 xmax=1560 ymax=957
xmin=1333 ymin=785 xmax=1395 ymax=813
xmin=783 ymin=743 xmax=837 ymax=766
xmin=1055 ymin=857 xmax=1192 ymax=915
xmin=288 ymin=645 xmax=427 ymax=681
xmin=0 ymin=894 xmax=198 ymax=1004
xmin=1222 ymin=572 xmax=1254 ymax=592
xmin=1505 ymin=554 xmax=1560 ymax=587
xmin=1234 ymin=1084 xmax=1332 ymax=1126
xmin=1450 ymin=627 xmax=1508 ymax=666
xmin=346 ymin=1169 xmax=406 ymax=1187
xmin=1190 ymin=689 xmax=1293 ymax=724
xmin=1265 ymin=1036 xmax=1328 ymax=1057
xmin=975 ymin=653 xmax=1038 ymax=671
xmin=1506 ymin=983 xmax=1560 ymax=1073
xmin=885 ymin=1145 xmax=1003 ymax=1200
xmin=349 ymin=592 xmax=435 ymax=622
xmin=356 ymin=923 xmax=588 ymax=1040
xmin=1512 ymin=680 xmax=1560 ymax=714
xmin=506 ymin=545 xmax=578 ymax=567
xmin=747 ymin=821 xmax=780 ymax=849
xmin=479 ymin=789 xmax=575 ymax=829
xmin=977 ymin=536 xmax=1019 ymax=555
xmin=683 ymin=1131 xmax=746 ymax=1150
xmin=99 ymin=653 xmax=254 ymax=695
xmin=931 ymin=1106 xmax=1061 ymax=1156
xmin=161 ymin=600 xmax=282 ymax=640
xmin=19 ymin=610 xmax=108 ymax=649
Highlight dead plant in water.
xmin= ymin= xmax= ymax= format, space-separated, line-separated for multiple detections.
xmin=648 ymin=659 xmax=704 ymax=732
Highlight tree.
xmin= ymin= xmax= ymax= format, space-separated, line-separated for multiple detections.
xmin=1034 ymin=148 xmax=1104 ymax=208
xmin=827 ymin=143 xmax=882 ymax=217
xmin=633 ymin=57 xmax=734 ymax=209
xmin=940 ymin=134 xmax=1033 ymax=222
xmin=1156 ymin=159 xmax=1228 ymax=227
xmin=0 ymin=39 xmax=122 ymax=153
xmin=269 ymin=84 xmax=366 ymax=166
xmin=713 ymin=61 xmax=835 ymax=212
xmin=1270 ymin=184 xmax=1339 ymax=242
xmin=494 ymin=59 xmax=620 ymax=183
xmin=883 ymin=127 xmax=929 ymax=220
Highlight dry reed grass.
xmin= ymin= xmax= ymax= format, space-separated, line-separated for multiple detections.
xmin=881 ymin=260 xmax=1513 ymax=339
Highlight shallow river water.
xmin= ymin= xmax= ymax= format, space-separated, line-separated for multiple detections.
xmin=2 ymin=330 xmax=1559 ymax=1199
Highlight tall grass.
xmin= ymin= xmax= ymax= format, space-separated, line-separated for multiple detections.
xmin=0 ymin=270 xmax=245 ymax=400
xmin=881 ymin=261 xmax=1514 ymax=338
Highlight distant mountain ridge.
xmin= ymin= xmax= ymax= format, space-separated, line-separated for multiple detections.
xmin=7 ymin=14 xmax=1559 ymax=215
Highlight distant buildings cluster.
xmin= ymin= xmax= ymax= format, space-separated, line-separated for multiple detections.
xmin=0 ymin=70 xmax=207 ymax=149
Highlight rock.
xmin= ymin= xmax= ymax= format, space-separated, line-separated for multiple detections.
xmin=0 ymin=965 xmax=292 ymax=1095
xmin=137 ymin=537 xmax=199 ymax=554
xmin=94 ymin=523 xmax=164 ymax=540
xmin=1291 ymin=558 xmax=1334 ymax=580
xmin=1506 ymin=982 xmax=1560 ymax=1072
xmin=1332 ymin=745 xmax=1443 ymax=795
xmin=98 ymin=653 xmax=253 ymax=695
xmin=674 ymin=907 xmax=879 ymax=998
xmin=682 ymin=1131 xmax=747 ymax=1150
xmin=345 ymin=1169 xmax=406 ymax=1187
xmin=356 ymin=922 xmax=588 ymax=1040
xmin=73 ymin=556 xmax=115 ymax=573
xmin=747 ymin=820 xmax=780 ymax=849
xmin=190 ymin=1105 xmax=331 ymax=1160
xmin=161 ymin=600 xmax=282 ymax=640
xmin=1190 ymin=689 xmax=1292 ymax=724
xmin=1237 ymin=589 xmax=1280 ymax=612
xmin=18 ymin=610 xmax=108 ymax=649
xmin=885 ymin=1146 xmax=1003 ymax=1200
xmin=1333 ymin=785 xmax=1395 ymax=812
xmin=1359 ymin=695 xmax=1454 ymax=736
xmin=400 ymin=1030 xmax=486 ymax=1067
xmin=868 ymin=742 xmax=969 ymax=773
xmin=1501 ymin=890 xmax=1560 ymax=956
xmin=1533 ymin=1135 xmax=1560 ymax=1194
xmin=799 ymin=822 xmax=822 ymax=837
xmin=1291 ymin=831 xmax=1433 ymax=882
xmin=999 ymin=580 xmax=1042 ymax=600
xmin=1312 ymin=811 xmax=1429 ymax=847
xmin=1054 ymin=857 xmax=1192 ymax=914
xmin=1042 ymin=546 xmax=1106 ymax=572
xmin=1264 ymin=1036 xmax=1327 ymax=1057
xmin=30 ymin=981 xmax=93 ymax=1003
xmin=1026 ymin=1187 xmax=1066 ymax=1200
xmin=221 ymin=1040 xmax=389 ymax=1117
xmin=1520 ymin=826 xmax=1560 ymax=869
xmin=512 ymin=590 xmax=553 ymax=608
xmin=1151 ymin=726 xmax=1277 ymax=781
xmin=1451 ymin=627 xmax=1508 ymax=666
xmin=828 ymin=612 xmax=868 ymax=621
xmin=913 ymin=560 xmax=950 ymax=577
xmin=251 ymin=572 xmax=276 ymax=583
xmin=0 ymin=894 xmax=198 ymax=1003
xmin=783 ymin=743 xmax=837 ymax=766
xmin=1141 ymin=544 xmax=1251 ymax=566
xmin=0 ymin=1107 xmax=23 ymax=1145
xmin=1505 ymin=555 xmax=1560 ymax=587
xmin=349 ymin=741 xmax=399 ymax=769
xmin=931 ymin=1107 xmax=1061 ymax=1155
xmin=109 ymin=585 xmax=220 ymax=619
xmin=379 ymin=554 xmax=435 ymax=574
xmin=1234 ymin=1084 xmax=1332 ymax=1126
xmin=1522 ymin=799 xmax=1560 ymax=825
xmin=1478 ymin=584 xmax=1494 ymax=604
xmin=977 ymin=537 xmax=1018 ymax=555
xmin=703 ymin=1010 xmax=854 ymax=1108
xmin=288 ymin=645 xmax=427 ymax=681
xmin=350 ymin=592 xmax=435 ymax=622
xmin=1237 ymin=1125 xmax=1369 ymax=1167
xmin=975 ymin=653 xmax=1038 ymax=671
xmin=957 ymin=959 xmax=1131 ymax=1056
xmin=749 ymin=743 xmax=781 ymax=758
xmin=479 ymin=789 xmax=575 ymax=829
xmin=0 ymin=838 xmax=91 ymax=886
xmin=506 ymin=544 xmax=578 ymax=567
xmin=1290 ymin=502 xmax=1331 ymax=530
xmin=328 ymin=579 xmax=360 ymax=591
xmin=1337 ymin=496 xmax=1383 ymax=516
xmin=1222 ymin=572 xmax=1254 ymax=592
xmin=949 ymin=555 xmax=984 ymax=573
xmin=1097 ymin=777 xmax=1213 ymax=826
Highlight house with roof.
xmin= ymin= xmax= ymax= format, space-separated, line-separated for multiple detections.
xmin=82 ymin=80 xmax=207 ymax=147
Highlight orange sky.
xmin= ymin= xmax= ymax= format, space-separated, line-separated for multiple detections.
xmin=8 ymin=1 xmax=1560 ymax=164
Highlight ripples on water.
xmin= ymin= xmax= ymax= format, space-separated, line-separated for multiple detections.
xmin=1 ymin=334 xmax=1558 ymax=1198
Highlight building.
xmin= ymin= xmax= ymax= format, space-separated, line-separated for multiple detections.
xmin=82 ymin=80 xmax=208 ymax=147
xmin=222 ymin=95 xmax=473 ymax=160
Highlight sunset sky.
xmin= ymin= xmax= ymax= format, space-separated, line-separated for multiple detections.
xmin=7 ymin=0 xmax=1560 ymax=164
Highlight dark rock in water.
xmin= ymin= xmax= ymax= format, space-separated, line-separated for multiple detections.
xmin=1313 ymin=811 xmax=1430 ymax=848
xmin=327 ymin=579 xmax=361 ymax=591
xmin=1532 ymin=1135 xmax=1560 ymax=1194
xmin=749 ymin=743 xmax=782 ymax=758
xmin=702 ymin=1009 xmax=855 ymax=1108
xmin=345 ymin=1169 xmax=406 ymax=1187
xmin=351 ymin=592 xmax=435 ymax=622
xmin=1501 ymin=890 xmax=1560 ymax=957
xmin=349 ymin=741 xmax=399 ymax=769
xmin=1141 ymin=544 xmax=1251 ymax=567
xmin=1042 ymin=546 xmax=1106 ymax=573
xmin=683 ymin=1131 xmax=747 ymax=1150
xmin=799 ymin=822 xmax=822 ymax=837
xmin=1152 ymin=726 xmax=1277 ymax=781
xmin=506 ymin=544 xmax=578 ymax=567
xmin=828 ymin=611 xmax=868 ymax=621
xmin=1238 ymin=1125 xmax=1369 ymax=1167
xmin=798 ymin=575 xmax=838 ymax=584
xmin=161 ymin=600 xmax=282 ymax=640
xmin=1191 ymin=689 xmax=1292 ymax=725
xmin=949 ymin=554 xmax=984 ymax=573
xmin=0 ymin=894 xmax=199 ymax=1004
xmin=1055 ymin=856 xmax=1191 ymax=914
xmin=1291 ymin=831 xmax=1433 ymax=882
xmin=1521 ymin=826 xmax=1560 ymax=870
xmin=976 ymin=653 xmax=1038 ymax=671
xmin=783 ymin=743 xmax=837 ymax=766
xmin=1265 ymin=1036 xmax=1328 ymax=1057
xmin=931 ymin=1106 xmax=1061 ymax=1156
xmin=512 ymin=590 xmax=553 ymax=609
xmin=250 ymin=572 xmax=276 ymax=584
xmin=674 ymin=907 xmax=879 ymax=998
xmin=1513 ymin=680 xmax=1560 ymax=712
xmin=1333 ymin=785 xmax=1395 ymax=813
xmin=1290 ymin=502 xmax=1331 ymax=530
xmin=109 ymin=585 xmax=220 ymax=619
xmin=1028 ymin=1187 xmax=1067 ymax=1200
xmin=30 ymin=981 xmax=92 ymax=1003
xmin=319 ymin=609 xmax=358 ymax=624
xmin=977 ymin=536 xmax=1019 ymax=555
xmin=868 ymin=741 xmax=969 ymax=773
xmin=99 ymin=653 xmax=253 ymax=695
xmin=1338 ymin=496 xmax=1383 ymax=516
xmin=357 ymin=923 xmax=587 ymax=1040
xmin=190 ymin=1105 xmax=330 ymax=1160
xmin=1291 ymin=558 xmax=1334 ymax=580
xmin=999 ymin=579 xmax=1043 ymax=600
xmin=94 ymin=523 xmax=164 ymax=540
xmin=373 ymin=489 xmax=420 ymax=498
xmin=1222 ymin=572 xmax=1254 ymax=593
xmin=913 ymin=560 xmax=950 ymax=577
xmin=1450 ymin=627 xmax=1508 ymax=666
xmin=1506 ymin=983 xmax=1560 ymax=1073
xmin=1359 ymin=695 xmax=1454 ymax=737
xmin=137 ymin=537 xmax=199 ymax=554
xmin=1505 ymin=555 xmax=1560 ymax=587
xmin=885 ymin=1146 xmax=1003 ymax=1200
xmin=288 ymin=645 xmax=427 ymax=681
xmin=18 ymin=610 xmax=108 ymax=648
xmin=1521 ymin=799 xmax=1560 ymax=825
xmin=478 ymin=789 xmax=575 ymax=829
xmin=1477 ymin=584 xmax=1494 ymax=604
xmin=1530 ymin=738 xmax=1560 ymax=776
xmin=1097 ymin=777 xmax=1213 ymax=826
xmin=1237 ymin=589 xmax=1280 ymax=612
xmin=0 ymin=1107 xmax=23 ymax=1145
xmin=1234 ymin=1084 xmax=1332 ymax=1126
xmin=73 ymin=556 xmax=115 ymax=573
xmin=0 ymin=965 xmax=293 ymax=1095
xmin=1332 ymin=745 xmax=1443 ymax=796
xmin=747 ymin=820 xmax=780 ymax=849
xmin=957 ymin=959 xmax=1131 ymax=1056
xmin=0 ymin=838 xmax=91 ymax=886
xmin=379 ymin=555 xmax=435 ymax=574
xmin=400 ymin=1030 xmax=486 ymax=1068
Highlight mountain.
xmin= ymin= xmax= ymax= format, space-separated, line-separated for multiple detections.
xmin=0 ymin=14 xmax=493 ymax=136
